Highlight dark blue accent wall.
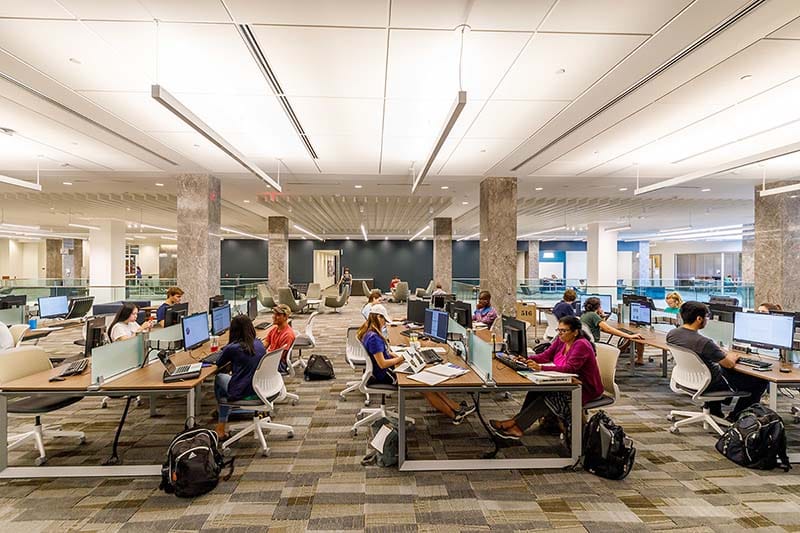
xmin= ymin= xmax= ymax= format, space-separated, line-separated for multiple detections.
xmin=452 ymin=241 xmax=479 ymax=280
xmin=221 ymin=239 xmax=268 ymax=279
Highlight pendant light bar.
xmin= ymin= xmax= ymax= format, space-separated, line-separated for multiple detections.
xmin=293 ymin=224 xmax=323 ymax=241
xmin=411 ymin=91 xmax=467 ymax=193
xmin=0 ymin=173 xmax=41 ymax=192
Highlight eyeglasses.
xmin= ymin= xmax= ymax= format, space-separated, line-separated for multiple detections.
xmin=556 ymin=328 xmax=572 ymax=333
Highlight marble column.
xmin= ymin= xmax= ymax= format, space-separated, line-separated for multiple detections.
xmin=268 ymin=216 xmax=288 ymax=293
xmin=630 ymin=241 xmax=650 ymax=287
xmin=741 ymin=236 xmax=754 ymax=283
xmin=177 ymin=174 xmax=221 ymax=314
xmin=45 ymin=239 xmax=62 ymax=279
xmin=479 ymin=176 xmax=517 ymax=318
xmin=587 ymin=223 xmax=618 ymax=292
xmin=71 ymin=239 xmax=83 ymax=280
xmin=526 ymin=240 xmax=540 ymax=281
xmin=433 ymin=218 xmax=452 ymax=292
xmin=89 ymin=221 xmax=126 ymax=303
xmin=754 ymin=182 xmax=800 ymax=309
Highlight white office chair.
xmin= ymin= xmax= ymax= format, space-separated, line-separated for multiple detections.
xmin=351 ymin=350 xmax=414 ymax=436
xmin=583 ymin=344 xmax=621 ymax=411
xmin=220 ymin=348 xmax=295 ymax=456
xmin=544 ymin=312 xmax=559 ymax=341
xmin=291 ymin=311 xmax=319 ymax=368
xmin=0 ymin=346 xmax=86 ymax=465
xmin=340 ymin=327 xmax=370 ymax=405
xmin=666 ymin=343 xmax=749 ymax=436
xmin=8 ymin=324 xmax=29 ymax=348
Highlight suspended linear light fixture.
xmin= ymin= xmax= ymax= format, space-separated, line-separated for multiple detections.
xmin=409 ymin=225 xmax=430 ymax=241
xmin=220 ymin=226 xmax=268 ymax=241
xmin=293 ymin=224 xmax=323 ymax=241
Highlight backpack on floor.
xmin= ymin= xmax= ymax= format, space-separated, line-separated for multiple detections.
xmin=361 ymin=416 xmax=400 ymax=467
xmin=160 ymin=425 xmax=234 ymax=498
xmin=582 ymin=411 xmax=636 ymax=480
xmin=715 ymin=403 xmax=791 ymax=472
xmin=304 ymin=354 xmax=335 ymax=381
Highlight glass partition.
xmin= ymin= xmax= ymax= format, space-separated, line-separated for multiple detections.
xmin=703 ymin=319 xmax=733 ymax=347
xmin=0 ymin=306 xmax=25 ymax=325
xmin=468 ymin=330 xmax=492 ymax=382
xmin=91 ymin=334 xmax=144 ymax=384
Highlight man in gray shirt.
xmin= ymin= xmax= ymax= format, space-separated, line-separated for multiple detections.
xmin=666 ymin=301 xmax=768 ymax=421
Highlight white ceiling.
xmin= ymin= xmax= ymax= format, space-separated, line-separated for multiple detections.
xmin=0 ymin=0 xmax=797 ymax=240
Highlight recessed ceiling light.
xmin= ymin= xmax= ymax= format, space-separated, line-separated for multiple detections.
xmin=62 ymin=181 xmax=72 ymax=186
xmin=461 ymin=201 xmax=469 ymax=205
xmin=441 ymin=186 xmax=449 ymax=190
xmin=384 ymin=236 xmax=388 ymax=241
xmin=480 ymin=148 xmax=486 ymax=153
xmin=535 ymin=187 xmax=543 ymax=191
xmin=619 ymin=187 xmax=628 ymax=191
xmin=740 ymin=74 xmax=752 ymax=81
xmin=701 ymin=188 xmax=711 ymax=192
xmin=68 ymin=57 xmax=81 ymax=64
xmin=354 ymin=185 xmax=362 ymax=189
xmin=243 ymin=199 xmax=250 ymax=203
xmin=346 ymin=236 xmax=350 ymax=240
xmin=593 ymin=150 xmax=599 ymax=155
xmin=155 ymin=182 xmax=164 ymax=187
xmin=555 ymin=68 xmax=566 ymax=75
xmin=126 ymin=207 xmax=131 ymax=211
xmin=193 ymin=143 xmax=200 ymax=148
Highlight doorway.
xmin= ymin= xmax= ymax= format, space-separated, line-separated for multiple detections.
xmin=313 ymin=250 xmax=339 ymax=290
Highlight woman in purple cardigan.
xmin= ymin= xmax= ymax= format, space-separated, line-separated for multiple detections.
xmin=490 ymin=315 xmax=604 ymax=440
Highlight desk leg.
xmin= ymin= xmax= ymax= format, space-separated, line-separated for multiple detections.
xmin=149 ymin=394 xmax=157 ymax=417
xmin=187 ymin=388 xmax=196 ymax=427
xmin=769 ymin=382 xmax=777 ymax=411
xmin=629 ymin=342 xmax=636 ymax=375
xmin=571 ymin=387 xmax=581 ymax=464
xmin=0 ymin=396 xmax=7 ymax=471
xmin=662 ymin=349 xmax=668 ymax=378
xmin=398 ymin=388 xmax=406 ymax=470
xmin=194 ymin=384 xmax=202 ymax=418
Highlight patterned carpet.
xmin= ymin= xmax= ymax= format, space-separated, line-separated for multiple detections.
xmin=2 ymin=298 xmax=800 ymax=532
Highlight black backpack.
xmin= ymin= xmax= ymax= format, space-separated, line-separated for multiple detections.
xmin=715 ymin=404 xmax=791 ymax=471
xmin=304 ymin=354 xmax=335 ymax=381
xmin=582 ymin=411 xmax=636 ymax=480
xmin=361 ymin=416 xmax=400 ymax=467
xmin=160 ymin=425 xmax=234 ymax=498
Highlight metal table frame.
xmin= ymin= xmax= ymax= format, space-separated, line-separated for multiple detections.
xmin=397 ymin=382 xmax=582 ymax=471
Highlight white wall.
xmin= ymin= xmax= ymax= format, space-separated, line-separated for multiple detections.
xmin=566 ymin=251 xmax=587 ymax=280
xmin=516 ymin=251 xmax=526 ymax=281
xmin=138 ymin=243 xmax=160 ymax=276
xmin=652 ymin=240 xmax=742 ymax=281
xmin=22 ymin=242 xmax=42 ymax=279
xmin=617 ymin=251 xmax=633 ymax=282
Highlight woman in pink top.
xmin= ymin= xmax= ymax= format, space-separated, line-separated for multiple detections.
xmin=490 ymin=316 xmax=603 ymax=440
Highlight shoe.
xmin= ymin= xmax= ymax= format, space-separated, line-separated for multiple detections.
xmin=725 ymin=412 xmax=740 ymax=423
xmin=453 ymin=403 xmax=476 ymax=425
xmin=493 ymin=427 xmax=521 ymax=441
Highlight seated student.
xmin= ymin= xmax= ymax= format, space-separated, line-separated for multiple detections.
xmin=362 ymin=289 xmax=384 ymax=320
xmin=490 ymin=316 xmax=603 ymax=440
xmin=431 ymin=283 xmax=447 ymax=296
xmin=263 ymin=304 xmax=296 ymax=375
xmin=214 ymin=314 xmax=266 ymax=439
xmin=473 ymin=290 xmax=498 ymax=327
xmin=666 ymin=301 xmax=768 ymax=421
xmin=156 ymin=286 xmax=184 ymax=326
xmin=757 ymin=302 xmax=782 ymax=313
xmin=359 ymin=304 xmax=475 ymax=425
xmin=665 ymin=291 xmax=683 ymax=314
xmin=108 ymin=303 xmax=154 ymax=342
xmin=552 ymin=288 xmax=578 ymax=320
xmin=0 ymin=322 xmax=14 ymax=351
xmin=580 ymin=297 xmax=646 ymax=365
xmin=389 ymin=275 xmax=401 ymax=291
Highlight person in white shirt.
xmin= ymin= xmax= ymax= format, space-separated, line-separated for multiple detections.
xmin=108 ymin=303 xmax=154 ymax=342
xmin=0 ymin=322 xmax=14 ymax=351
xmin=431 ymin=282 xmax=447 ymax=296
xmin=361 ymin=290 xmax=383 ymax=320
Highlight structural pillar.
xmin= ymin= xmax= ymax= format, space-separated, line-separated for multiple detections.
xmin=177 ymin=174 xmax=221 ymax=314
xmin=754 ymin=183 xmax=800 ymax=309
xmin=45 ymin=239 xmax=62 ymax=280
xmin=526 ymin=240 xmax=540 ymax=282
xmin=741 ymin=236 xmax=754 ymax=284
xmin=587 ymin=223 xmax=618 ymax=294
xmin=630 ymin=241 xmax=650 ymax=287
xmin=268 ymin=216 xmax=289 ymax=293
xmin=89 ymin=221 xmax=126 ymax=303
xmin=479 ymin=176 xmax=517 ymax=317
xmin=433 ymin=218 xmax=452 ymax=292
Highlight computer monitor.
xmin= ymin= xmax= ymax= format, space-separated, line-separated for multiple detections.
xmin=580 ymin=294 xmax=612 ymax=314
xmin=38 ymin=295 xmax=69 ymax=319
xmin=431 ymin=293 xmax=455 ymax=310
xmin=447 ymin=300 xmax=472 ymax=329
xmin=84 ymin=316 xmax=106 ymax=357
xmin=164 ymin=302 xmax=189 ymax=327
xmin=770 ymin=309 xmax=800 ymax=326
xmin=182 ymin=312 xmax=210 ymax=351
xmin=211 ymin=303 xmax=231 ymax=336
xmin=502 ymin=316 xmax=528 ymax=357
xmin=733 ymin=311 xmax=794 ymax=350
xmin=709 ymin=295 xmax=739 ymax=307
xmin=423 ymin=308 xmax=449 ymax=342
xmin=708 ymin=303 xmax=742 ymax=324
xmin=407 ymin=299 xmax=428 ymax=325
xmin=208 ymin=294 xmax=226 ymax=313
xmin=246 ymin=297 xmax=258 ymax=320
xmin=0 ymin=295 xmax=26 ymax=309
xmin=629 ymin=301 xmax=652 ymax=326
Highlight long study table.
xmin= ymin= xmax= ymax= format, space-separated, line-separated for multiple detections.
xmin=0 ymin=330 xmax=224 ymax=479
xmin=391 ymin=325 xmax=582 ymax=472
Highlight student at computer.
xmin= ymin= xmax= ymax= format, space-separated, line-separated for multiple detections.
xmin=262 ymin=304 xmax=296 ymax=375
xmin=490 ymin=316 xmax=603 ymax=440
xmin=108 ymin=303 xmax=154 ymax=342
xmin=552 ymin=288 xmax=578 ymax=320
xmin=156 ymin=286 xmax=184 ymax=326
xmin=214 ymin=314 xmax=266 ymax=440
xmin=666 ymin=301 xmax=768 ymax=421
xmin=665 ymin=292 xmax=683 ymax=314
xmin=0 ymin=322 xmax=14 ymax=351
xmin=361 ymin=290 xmax=383 ymax=320
xmin=358 ymin=305 xmax=474 ymax=424
xmin=431 ymin=283 xmax=447 ymax=296
xmin=757 ymin=302 xmax=782 ymax=313
xmin=580 ymin=297 xmax=646 ymax=365
xmin=473 ymin=291 xmax=497 ymax=327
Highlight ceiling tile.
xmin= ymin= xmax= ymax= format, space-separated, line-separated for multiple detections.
xmin=541 ymin=0 xmax=692 ymax=34
xmin=289 ymin=98 xmax=383 ymax=137
xmin=391 ymin=0 xmax=551 ymax=31
xmin=56 ymin=0 xmax=152 ymax=20
xmin=0 ymin=1 xmax=72 ymax=18
xmin=464 ymin=99 xmax=568 ymax=139
xmin=436 ymin=137 xmax=521 ymax=175
xmin=226 ymin=0 xmax=388 ymax=27
xmin=769 ymin=16 xmax=800 ymax=39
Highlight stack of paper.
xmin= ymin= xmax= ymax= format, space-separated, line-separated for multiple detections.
xmin=518 ymin=370 xmax=575 ymax=384
xmin=407 ymin=371 xmax=450 ymax=385
xmin=408 ymin=363 xmax=469 ymax=385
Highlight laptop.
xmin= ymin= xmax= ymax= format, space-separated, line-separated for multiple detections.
xmin=396 ymin=347 xmax=427 ymax=374
xmin=156 ymin=350 xmax=202 ymax=382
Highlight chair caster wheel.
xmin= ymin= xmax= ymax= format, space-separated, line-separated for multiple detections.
xmin=291 ymin=400 xmax=298 ymax=406
xmin=795 ymin=417 xmax=800 ymax=424
xmin=669 ymin=427 xmax=680 ymax=434
xmin=222 ymin=448 xmax=232 ymax=457
xmin=363 ymin=399 xmax=370 ymax=406
xmin=666 ymin=414 xmax=675 ymax=422
xmin=287 ymin=431 xmax=294 ymax=439
xmin=100 ymin=402 xmax=108 ymax=409
xmin=34 ymin=456 xmax=47 ymax=466
xmin=135 ymin=399 xmax=143 ymax=407
xmin=261 ymin=449 xmax=270 ymax=457
xmin=339 ymin=395 xmax=347 ymax=401
xmin=79 ymin=437 xmax=87 ymax=444
xmin=351 ymin=429 xmax=358 ymax=436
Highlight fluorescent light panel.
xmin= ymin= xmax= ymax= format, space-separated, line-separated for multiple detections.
xmin=360 ymin=224 xmax=368 ymax=241
xmin=139 ymin=223 xmax=176 ymax=233
xmin=658 ymin=226 xmax=693 ymax=233
xmin=0 ymin=174 xmax=41 ymax=192
xmin=160 ymin=235 xmax=177 ymax=241
xmin=518 ymin=225 xmax=568 ymax=239
xmin=411 ymin=91 xmax=467 ymax=193
xmin=759 ymin=182 xmax=800 ymax=197
xmin=0 ymin=222 xmax=39 ymax=230
xmin=293 ymin=224 xmax=323 ymax=241
xmin=457 ymin=232 xmax=479 ymax=242
xmin=68 ymin=223 xmax=101 ymax=231
xmin=605 ymin=224 xmax=631 ymax=232
xmin=220 ymin=226 xmax=267 ymax=241
xmin=409 ymin=225 xmax=430 ymax=241
xmin=151 ymin=85 xmax=281 ymax=192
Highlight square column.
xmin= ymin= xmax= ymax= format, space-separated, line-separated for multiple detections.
xmin=177 ymin=174 xmax=221 ymax=314
xmin=630 ymin=241 xmax=650 ymax=287
xmin=479 ymin=176 xmax=517 ymax=317
xmin=741 ymin=236 xmax=754 ymax=283
xmin=89 ymin=221 xmax=126 ymax=303
xmin=754 ymin=183 xmax=800 ymax=309
xmin=587 ymin=223 xmax=618 ymax=293
xmin=268 ymin=216 xmax=288 ymax=293
xmin=45 ymin=239 xmax=62 ymax=279
xmin=526 ymin=240 xmax=540 ymax=281
xmin=433 ymin=218 xmax=452 ymax=292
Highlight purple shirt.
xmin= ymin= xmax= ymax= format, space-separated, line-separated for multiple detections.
xmin=473 ymin=305 xmax=497 ymax=326
xmin=530 ymin=337 xmax=604 ymax=404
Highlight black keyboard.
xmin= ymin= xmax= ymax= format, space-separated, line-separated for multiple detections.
xmin=618 ymin=328 xmax=634 ymax=335
xmin=496 ymin=353 xmax=529 ymax=372
xmin=420 ymin=349 xmax=443 ymax=364
xmin=738 ymin=357 xmax=773 ymax=370
xmin=202 ymin=352 xmax=221 ymax=365
xmin=59 ymin=358 xmax=88 ymax=377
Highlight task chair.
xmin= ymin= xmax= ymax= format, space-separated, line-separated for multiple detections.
xmin=361 ymin=280 xmax=370 ymax=297
xmin=220 ymin=348 xmax=296 ymax=457
xmin=257 ymin=283 xmax=276 ymax=309
xmin=351 ymin=349 xmax=414 ymax=436
xmin=277 ymin=288 xmax=308 ymax=314
xmin=8 ymin=324 xmax=29 ymax=348
xmin=415 ymin=280 xmax=434 ymax=299
xmin=544 ymin=312 xmax=559 ymax=341
xmin=340 ymin=327 xmax=370 ymax=405
xmin=583 ymin=343 xmax=621 ymax=411
xmin=291 ymin=311 xmax=319 ymax=368
xmin=666 ymin=343 xmax=749 ymax=435
xmin=0 ymin=346 xmax=86 ymax=466
xmin=391 ymin=282 xmax=409 ymax=303
xmin=324 ymin=285 xmax=350 ymax=312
